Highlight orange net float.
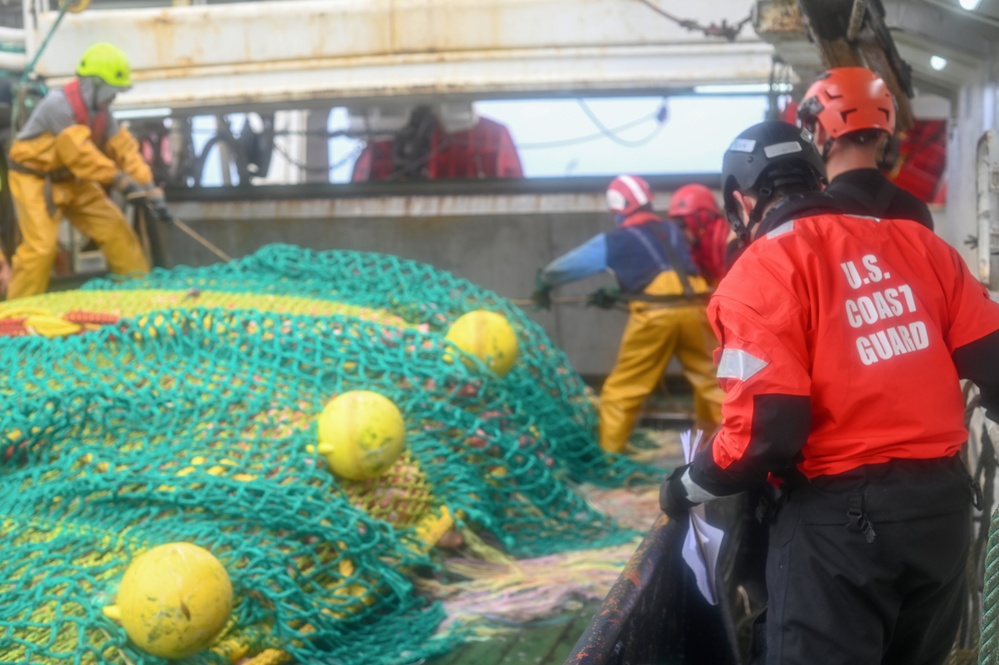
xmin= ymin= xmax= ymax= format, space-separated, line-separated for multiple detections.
xmin=0 ymin=318 xmax=29 ymax=337
xmin=64 ymin=311 xmax=121 ymax=326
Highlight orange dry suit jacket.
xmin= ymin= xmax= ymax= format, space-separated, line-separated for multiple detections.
xmin=687 ymin=192 xmax=999 ymax=495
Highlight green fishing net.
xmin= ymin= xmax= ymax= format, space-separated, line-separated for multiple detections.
xmin=0 ymin=244 xmax=654 ymax=664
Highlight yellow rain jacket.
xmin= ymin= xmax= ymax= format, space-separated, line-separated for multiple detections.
xmin=6 ymin=78 xmax=151 ymax=299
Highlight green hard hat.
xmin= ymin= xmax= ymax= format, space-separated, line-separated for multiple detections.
xmin=76 ymin=43 xmax=132 ymax=88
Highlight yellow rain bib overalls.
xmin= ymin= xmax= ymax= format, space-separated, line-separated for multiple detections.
xmin=6 ymin=77 xmax=150 ymax=299
xmin=538 ymin=210 xmax=724 ymax=453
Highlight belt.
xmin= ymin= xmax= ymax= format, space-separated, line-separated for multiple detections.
xmin=7 ymin=160 xmax=75 ymax=217
xmin=7 ymin=160 xmax=74 ymax=182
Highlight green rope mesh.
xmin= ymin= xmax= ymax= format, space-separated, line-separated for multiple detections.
xmin=981 ymin=507 xmax=999 ymax=664
xmin=0 ymin=245 xmax=656 ymax=664
xmin=84 ymin=244 xmax=651 ymax=486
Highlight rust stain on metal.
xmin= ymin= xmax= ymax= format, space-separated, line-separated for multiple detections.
xmin=755 ymin=0 xmax=806 ymax=37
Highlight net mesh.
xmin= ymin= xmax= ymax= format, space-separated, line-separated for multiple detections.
xmin=0 ymin=244 xmax=653 ymax=664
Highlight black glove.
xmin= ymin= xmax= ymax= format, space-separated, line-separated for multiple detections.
xmin=137 ymin=185 xmax=172 ymax=223
xmin=660 ymin=464 xmax=698 ymax=520
xmin=587 ymin=286 xmax=620 ymax=310
xmin=531 ymin=288 xmax=552 ymax=310
xmin=111 ymin=172 xmax=143 ymax=198
xmin=146 ymin=195 xmax=173 ymax=223
xmin=531 ymin=271 xmax=552 ymax=310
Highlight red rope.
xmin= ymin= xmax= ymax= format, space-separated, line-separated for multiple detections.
xmin=64 ymin=311 xmax=120 ymax=325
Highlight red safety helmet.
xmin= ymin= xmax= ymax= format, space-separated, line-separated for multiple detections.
xmin=606 ymin=175 xmax=653 ymax=216
xmin=668 ymin=184 xmax=720 ymax=219
xmin=797 ymin=67 xmax=896 ymax=139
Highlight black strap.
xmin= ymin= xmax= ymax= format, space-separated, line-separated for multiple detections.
xmin=653 ymin=225 xmax=698 ymax=298
xmin=626 ymin=224 xmax=697 ymax=298
xmin=7 ymin=160 xmax=73 ymax=182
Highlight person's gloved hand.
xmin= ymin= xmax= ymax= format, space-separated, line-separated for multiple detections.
xmin=531 ymin=286 xmax=552 ymax=310
xmin=111 ymin=172 xmax=143 ymax=199
xmin=587 ymin=286 xmax=620 ymax=309
xmin=531 ymin=271 xmax=552 ymax=310
xmin=143 ymin=185 xmax=173 ymax=223
xmin=144 ymin=185 xmax=165 ymax=201
xmin=660 ymin=464 xmax=698 ymax=520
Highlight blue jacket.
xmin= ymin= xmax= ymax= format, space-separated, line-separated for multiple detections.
xmin=540 ymin=213 xmax=702 ymax=294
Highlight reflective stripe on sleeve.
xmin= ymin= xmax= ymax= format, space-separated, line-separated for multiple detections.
xmin=717 ymin=348 xmax=769 ymax=382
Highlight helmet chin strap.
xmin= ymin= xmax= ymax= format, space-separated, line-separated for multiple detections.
xmin=733 ymin=186 xmax=774 ymax=245
xmin=821 ymin=139 xmax=834 ymax=161
xmin=727 ymin=209 xmax=748 ymax=246
xmin=815 ymin=123 xmax=836 ymax=161
xmin=750 ymin=187 xmax=773 ymax=223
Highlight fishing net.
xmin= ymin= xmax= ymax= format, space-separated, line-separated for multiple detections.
xmin=0 ymin=244 xmax=654 ymax=665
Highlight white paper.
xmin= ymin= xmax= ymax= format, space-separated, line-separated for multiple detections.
xmin=679 ymin=429 xmax=724 ymax=606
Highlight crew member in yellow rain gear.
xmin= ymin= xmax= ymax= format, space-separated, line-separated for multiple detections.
xmin=6 ymin=43 xmax=170 ymax=300
xmin=532 ymin=175 xmax=724 ymax=453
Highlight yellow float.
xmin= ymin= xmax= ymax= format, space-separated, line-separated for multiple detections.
xmin=105 ymin=542 xmax=233 ymax=659
xmin=317 ymin=391 xmax=406 ymax=481
xmin=445 ymin=310 xmax=519 ymax=377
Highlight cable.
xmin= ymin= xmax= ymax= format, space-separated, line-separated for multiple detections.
xmin=385 ymin=108 xmax=440 ymax=181
xmin=11 ymin=0 xmax=70 ymax=130
xmin=194 ymin=113 xmax=662 ymax=152
xmin=375 ymin=108 xmax=667 ymax=179
xmin=187 ymin=101 xmax=671 ymax=181
xmin=187 ymin=101 xmax=670 ymax=182
xmin=268 ymin=137 xmax=365 ymax=173
xmin=517 ymin=111 xmax=661 ymax=149
xmin=633 ymin=0 xmax=752 ymax=42
xmin=384 ymin=136 xmax=456 ymax=182
xmin=576 ymin=99 xmax=667 ymax=148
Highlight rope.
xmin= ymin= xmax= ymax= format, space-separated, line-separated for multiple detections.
xmin=172 ymin=216 xmax=233 ymax=262
xmin=509 ymin=296 xmax=592 ymax=307
xmin=11 ymin=1 xmax=72 ymax=130
xmin=0 ymin=306 xmax=122 ymax=337
xmin=980 ymin=507 xmax=999 ymax=663
xmin=0 ymin=306 xmax=84 ymax=337
xmin=126 ymin=192 xmax=233 ymax=262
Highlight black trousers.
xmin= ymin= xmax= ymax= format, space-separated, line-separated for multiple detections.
xmin=760 ymin=456 xmax=972 ymax=665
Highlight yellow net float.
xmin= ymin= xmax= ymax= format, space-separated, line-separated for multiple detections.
xmin=445 ymin=310 xmax=519 ymax=377
xmin=103 ymin=542 xmax=233 ymax=659
xmin=317 ymin=391 xmax=406 ymax=481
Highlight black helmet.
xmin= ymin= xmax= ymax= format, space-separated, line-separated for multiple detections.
xmin=721 ymin=120 xmax=827 ymax=242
